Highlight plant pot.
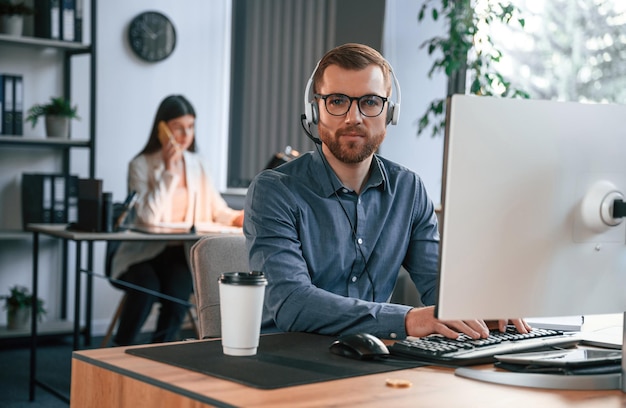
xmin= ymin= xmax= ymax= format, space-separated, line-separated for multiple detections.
xmin=7 ymin=306 xmax=30 ymax=330
xmin=0 ymin=15 xmax=24 ymax=36
xmin=45 ymin=115 xmax=70 ymax=138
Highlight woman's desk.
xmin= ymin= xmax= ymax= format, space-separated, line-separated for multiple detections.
xmin=71 ymin=338 xmax=626 ymax=408
xmin=26 ymin=223 xmax=209 ymax=402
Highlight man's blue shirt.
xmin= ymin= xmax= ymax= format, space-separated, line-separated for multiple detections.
xmin=244 ymin=150 xmax=439 ymax=339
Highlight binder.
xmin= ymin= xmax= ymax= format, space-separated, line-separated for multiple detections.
xmin=0 ymin=75 xmax=3 ymax=135
xmin=52 ymin=175 xmax=66 ymax=222
xmin=76 ymin=178 xmax=103 ymax=232
xmin=22 ymin=0 xmax=36 ymax=36
xmin=21 ymin=173 xmax=79 ymax=229
xmin=13 ymin=75 xmax=23 ymax=136
xmin=42 ymin=175 xmax=52 ymax=222
xmin=22 ymin=174 xmax=45 ymax=228
xmin=67 ymin=176 xmax=78 ymax=223
xmin=60 ymin=0 xmax=75 ymax=42
xmin=34 ymin=0 xmax=61 ymax=40
xmin=2 ymin=75 xmax=14 ymax=135
xmin=74 ymin=0 xmax=83 ymax=42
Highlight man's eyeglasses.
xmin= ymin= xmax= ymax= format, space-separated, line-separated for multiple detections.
xmin=314 ymin=93 xmax=388 ymax=118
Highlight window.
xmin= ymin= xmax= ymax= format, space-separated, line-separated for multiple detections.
xmin=488 ymin=0 xmax=626 ymax=104
xmin=227 ymin=0 xmax=386 ymax=189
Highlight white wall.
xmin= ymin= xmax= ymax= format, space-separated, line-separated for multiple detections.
xmin=381 ymin=0 xmax=446 ymax=205
xmin=1 ymin=0 xmax=447 ymax=333
xmin=95 ymin=0 xmax=233 ymax=199
xmin=88 ymin=0 xmax=234 ymax=332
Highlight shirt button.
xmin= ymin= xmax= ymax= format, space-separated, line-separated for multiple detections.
xmin=357 ymin=238 xmax=363 ymax=245
xmin=390 ymin=333 xmax=397 ymax=339
xmin=342 ymin=188 xmax=349 ymax=193
xmin=351 ymin=276 xmax=357 ymax=282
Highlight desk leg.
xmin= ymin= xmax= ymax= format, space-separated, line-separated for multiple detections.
xmin=29 ymin=231 xmax=39 ymax=401
xmin=73 ymin=242 xmax=82 ymax=350
xmin=85 ymin=242 xmax=93 ymax=346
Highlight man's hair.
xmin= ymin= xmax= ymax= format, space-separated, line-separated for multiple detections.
xmin=312 ymin=43 xmax=392 ymax=96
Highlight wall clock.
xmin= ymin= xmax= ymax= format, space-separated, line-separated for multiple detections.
xmin=128 ymin=11 xmax=177 ymax=62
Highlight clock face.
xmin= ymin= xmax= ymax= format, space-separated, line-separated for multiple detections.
xmin=128 ymin=11 xmax=176 ymax=62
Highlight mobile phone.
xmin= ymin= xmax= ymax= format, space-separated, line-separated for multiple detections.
xmin=495 ymin=348 xmax=621 ymax=368
xmin=158 ymin=121 xmax=173 ymax=146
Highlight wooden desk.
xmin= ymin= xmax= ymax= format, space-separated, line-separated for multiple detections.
xmin=71 ymin=340 xmax=626 ymax=408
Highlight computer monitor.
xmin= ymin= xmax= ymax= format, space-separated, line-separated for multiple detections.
xmin=436 ymin=94 xmax=626 ymax=390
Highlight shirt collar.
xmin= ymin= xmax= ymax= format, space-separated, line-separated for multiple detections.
xmin=311 ymin=150 xmax=387 ymax=197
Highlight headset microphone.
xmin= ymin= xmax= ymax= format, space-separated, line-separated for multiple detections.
xmin=300 ymin=114 xmax=322 ymax=145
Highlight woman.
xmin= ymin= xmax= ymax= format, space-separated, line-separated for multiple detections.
xmin=111 ymin=95 xmax=243 ymax=346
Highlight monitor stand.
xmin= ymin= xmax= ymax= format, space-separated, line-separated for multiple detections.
xmin=455 ymin=312 xmax=625 ymax=391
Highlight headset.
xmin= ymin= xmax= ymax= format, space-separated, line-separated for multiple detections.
xmin=303 ymin=59 xmax=402 ymax=128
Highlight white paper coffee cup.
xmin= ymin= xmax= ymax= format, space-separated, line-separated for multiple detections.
xmin=218 ymin=271 xmax=267 ymax=356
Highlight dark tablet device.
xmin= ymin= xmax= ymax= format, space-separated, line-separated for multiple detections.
xmin=495 ymin=349 xmax=621 ymax=368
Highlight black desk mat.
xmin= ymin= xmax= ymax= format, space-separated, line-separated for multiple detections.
xmin=126 ymin=332 xmax=425 ymax=389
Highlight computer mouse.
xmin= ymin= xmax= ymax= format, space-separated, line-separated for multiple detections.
xmin=329 ymin=333 xmax=390 ymax=360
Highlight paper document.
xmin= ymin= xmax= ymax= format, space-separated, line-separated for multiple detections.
xmin=133 ymin=222 xmax=243 ymax=235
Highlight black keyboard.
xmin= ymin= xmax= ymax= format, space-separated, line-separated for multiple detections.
xmin=389 ymin=327 xmax=580 ymax=366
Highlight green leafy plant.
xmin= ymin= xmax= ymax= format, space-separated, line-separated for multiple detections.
xmin=1 ymin=285 xmax=46 ymax=319
xmin=26 ymin=96 xmax=80 ymax=128
xmin=417 ymin=0 xmax=529 ymax=137
xmin=0 ymin=1 xmax=34 ymax=15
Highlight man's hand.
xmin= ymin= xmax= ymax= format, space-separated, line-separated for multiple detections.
xmin=405 ymin=306 xmax=530 ymax=339
xmin=495 ymin=318 xmax=531 ymax=334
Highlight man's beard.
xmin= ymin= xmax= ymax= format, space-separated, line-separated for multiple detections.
xmin=319 ymin=126 xmax=384 ymax=164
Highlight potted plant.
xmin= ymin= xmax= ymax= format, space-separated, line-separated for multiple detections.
xmin=26 ymin=96 xmax=80 ymax=138
xmin=0 ymin=0 xmax=34 ymax=36
xmin=1 ymin=285 xmax=46 ymax=330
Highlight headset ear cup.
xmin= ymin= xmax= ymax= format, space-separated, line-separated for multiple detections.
xmin=386 ymin=102 xmax=395 ymax=125
xmin=304 ymin=101 xmax=318 ymax=125
xmin=386 ymin=102 xmax=400 ymax=125
xmin=311 ymin=102 xmax=319 ymax=125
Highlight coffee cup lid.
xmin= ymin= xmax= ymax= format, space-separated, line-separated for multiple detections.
xmin=218 ymin=271 xmax=267 ymax=285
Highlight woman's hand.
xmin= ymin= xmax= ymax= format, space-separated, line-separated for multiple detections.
xmin=162 ymin=139 xmax=183 ymax=171
xmin=232 ymin=210 xmax=244 ymax=227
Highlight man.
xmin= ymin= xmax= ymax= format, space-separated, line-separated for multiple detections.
xmin=244 ymin=43 xmax=528 ymax=340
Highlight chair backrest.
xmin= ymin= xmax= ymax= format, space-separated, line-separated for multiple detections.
xmin=189 ymin=234 xmax=248 ymax=339
xmin=105 ymin=202 xmax=127 ymax=286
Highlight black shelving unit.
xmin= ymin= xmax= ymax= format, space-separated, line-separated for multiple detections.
xmin=0 ymin=1 xmax=97 ymax=402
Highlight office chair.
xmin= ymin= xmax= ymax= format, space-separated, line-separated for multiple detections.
xmin=389 ymin=267 xmax=424 ymax=307
xmin=186 ymin=235 xmax=421 ymax=341
xmin=100 ymin=240 xmax=199 ymax=347
xmin=189 ymin=234 xmax=248 ymax=339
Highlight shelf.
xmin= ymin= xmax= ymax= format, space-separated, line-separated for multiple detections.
xmin=0 ymin=230 xmax=60 ymax=240
xmin=0 ymin=230 xmax=31 ymax=240
xmin=0 ymin=33 xmax=90 ymax=53
xmin=0 ymin=135 xmax=91 ymax=148
xmin=0 ymin=320 xmax=77 ymax=339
